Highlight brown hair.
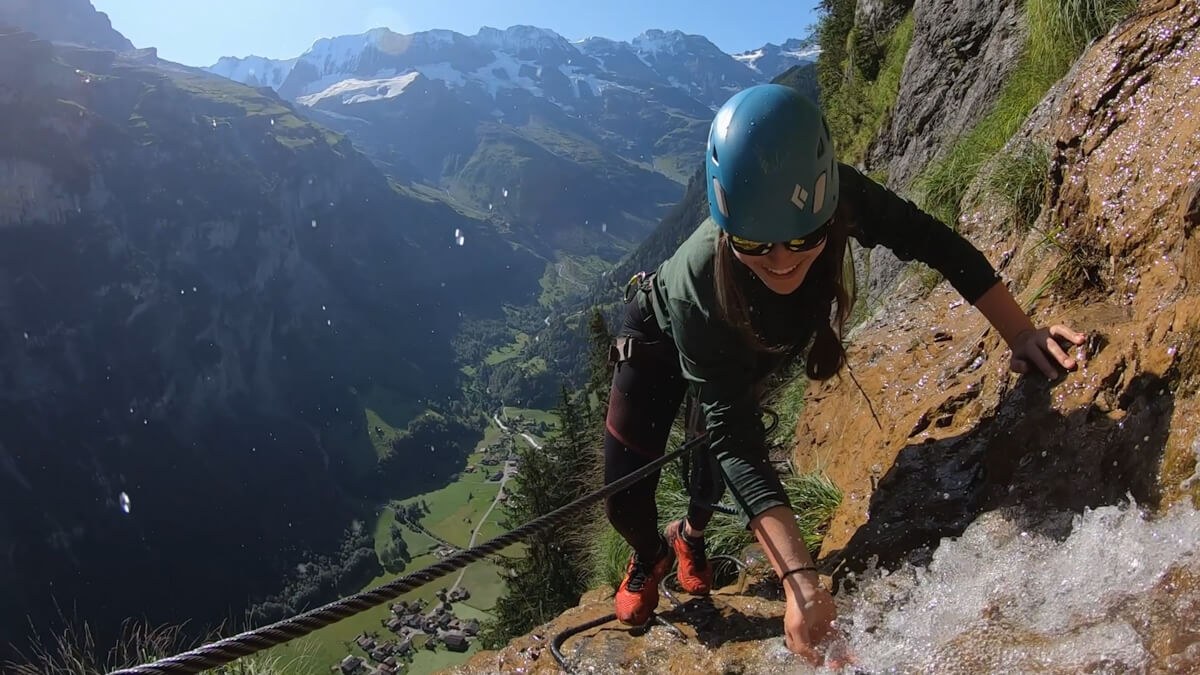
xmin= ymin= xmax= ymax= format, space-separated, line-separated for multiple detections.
xmin=713 ymin=213 xmax=856 ymax=380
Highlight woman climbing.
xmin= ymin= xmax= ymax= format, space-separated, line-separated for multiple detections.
xmin=601 ymin=83 xmax=1086 ymax=664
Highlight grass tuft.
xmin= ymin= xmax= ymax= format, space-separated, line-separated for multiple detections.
xmin=914 ymin=0 xmax=1136 ymax=226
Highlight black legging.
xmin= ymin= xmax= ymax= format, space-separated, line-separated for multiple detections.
xmin=603 ymin=295 xmax=715 ymax=560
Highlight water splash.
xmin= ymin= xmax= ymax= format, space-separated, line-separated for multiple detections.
xmin=827 ymin=502 xmax=1200 ymax=673
xmin=119 ymin=492 xmax=131 ymax=514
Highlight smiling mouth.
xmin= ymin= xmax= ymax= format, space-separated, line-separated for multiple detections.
xmin=765 ymin=263 xmax=799 ymax=277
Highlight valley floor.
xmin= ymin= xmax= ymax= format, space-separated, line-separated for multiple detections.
xmin=270 ymin=407 xmax=553 ymax=675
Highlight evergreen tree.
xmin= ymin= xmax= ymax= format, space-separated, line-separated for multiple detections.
xmin=585 ymin=308 xmax=613 ymax=417
xmin=479 ymin=386 xmax=600 ymax=648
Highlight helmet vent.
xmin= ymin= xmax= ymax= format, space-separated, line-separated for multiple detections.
xmin=712 ymin=178 xmax=729 ymax=218
xmin=816 ymin=136 xmax=826 ymax=159
xmin=711 ymin=144 xmax=719 ymax=165
xmin=813 ymin=172 xmax=827 ymax=213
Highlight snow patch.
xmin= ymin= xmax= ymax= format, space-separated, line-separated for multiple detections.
xmin=296 ymin=71 xmax=421 ymax=106
xmin=414 ymin=61 xmax=467 ymax=87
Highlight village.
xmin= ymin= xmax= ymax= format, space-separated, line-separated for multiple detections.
xmin=334 ymin=588 xmax=480 ymax=675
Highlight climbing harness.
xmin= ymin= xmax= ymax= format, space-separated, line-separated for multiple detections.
xmin=110 ymin=434 xmax=710 ymax=675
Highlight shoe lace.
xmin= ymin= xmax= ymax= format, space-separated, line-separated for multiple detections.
xmin=625 ymin=547 xmax=664 ymax=593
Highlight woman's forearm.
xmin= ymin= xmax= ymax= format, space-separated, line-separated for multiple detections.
xmin=750 ymin=505 xmax=822 ymax=596
xmin=972 ymin=280 xmax=1036 ymax=347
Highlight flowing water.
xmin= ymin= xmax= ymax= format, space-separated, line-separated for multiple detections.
xmin=762 ymin=501 xmax=1200 ymax=674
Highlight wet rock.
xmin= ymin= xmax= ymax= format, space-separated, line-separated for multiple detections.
xmin=796 ymin=0 xmax=1200 ymax=580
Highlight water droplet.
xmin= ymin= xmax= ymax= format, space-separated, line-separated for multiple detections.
xmin=311 ymin=219 xmax=318 ymax=228
xmin=192 ymin=287 xmax=197 ymax=293
xmin=601 ymin=222 xmax=608 ymax=233
xmin=456 ymin=234 xmax=466 ymax=246
xmin=942 ymin=492 xmax=950 ymax=500
xmin=119 ymin=492 xmax=131 ymax=514
xmin=23 ymin=332 xmax=28 ymax=340
xmin=212 ymin=119 xmax=217 ymax=128
xmin=143 ymin=419 xmax=148 ymax=425
xmin=502 ymin=188 xmax=509 ymax=198
xmin=270 ymin=119 xmax=276 ymax=126
xmin=326 ymin=319 xmax=332 ymax=326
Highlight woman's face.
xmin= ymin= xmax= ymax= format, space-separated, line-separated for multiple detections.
xmin=733 ymin=237 xmax=827 ymax=295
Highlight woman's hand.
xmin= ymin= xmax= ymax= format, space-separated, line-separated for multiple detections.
xmin=1009 ymin=325 xmax=1086 ymax=378
xmin=782 ymin=573 xmax=838 ymax=665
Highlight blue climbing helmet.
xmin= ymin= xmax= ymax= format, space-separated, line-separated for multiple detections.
xmin=705 ymin=84 xmax=839 ymax=243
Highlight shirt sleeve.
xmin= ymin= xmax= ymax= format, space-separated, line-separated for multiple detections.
xmin=669 ymin=299 xmax=790 ymax=523
xmin=839 ymin=163 xmax=1002 ymax=304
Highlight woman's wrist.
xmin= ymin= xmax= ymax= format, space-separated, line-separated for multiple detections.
xmin=782 ymin=567 xmax=823 ymax=598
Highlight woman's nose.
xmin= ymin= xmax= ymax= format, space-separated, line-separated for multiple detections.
xmin=765 ymin=245 xmax=793 ymax=266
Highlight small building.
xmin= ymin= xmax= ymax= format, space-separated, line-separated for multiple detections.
xmin=385 ymin=617 xmax=403 ymax=632
xmin=370 ymin=647 xmax=389 ymax=663
xmin=355 ymin=636 xmax=375 ymax=651
xmin=462 ymin=619 xmax=479 ymax=636
xmin=340 ymin=655 xmax=364 ymax=674
xmin=442 ymin=631 xmax=469 ymax=652
xmin=396 ymin=636 xmax=413 ymax=654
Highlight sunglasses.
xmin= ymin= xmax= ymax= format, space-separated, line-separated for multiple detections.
xmin=727 ymin=224 xmax=830 ymax=256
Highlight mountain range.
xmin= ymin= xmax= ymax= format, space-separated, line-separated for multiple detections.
xmin=206 ymin=25 xmax=819 ymax=262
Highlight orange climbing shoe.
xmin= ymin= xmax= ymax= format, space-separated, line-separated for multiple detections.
xmin=614 ymin=538 xmax=674 ymax=625
xmin=664 ymin=519 xmax=713 ymax=595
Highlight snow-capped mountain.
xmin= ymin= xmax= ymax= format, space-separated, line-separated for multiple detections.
xmin=209 ymin=25 xmax=811 ymax=110
xmin=208 ymin=54 xmax=298 ymax=90
xmin=734 ymin=37 xmax=821 ymax=76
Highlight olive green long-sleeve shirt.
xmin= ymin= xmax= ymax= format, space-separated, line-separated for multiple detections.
xmin=647 ymin=163 xmax=1001 ymax=523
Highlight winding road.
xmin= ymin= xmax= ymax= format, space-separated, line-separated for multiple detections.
xmin=448 ymin=414 xmax=535 ymax=592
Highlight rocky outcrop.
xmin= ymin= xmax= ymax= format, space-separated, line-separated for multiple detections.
xmin=867 ymin=0 xmax=1025 ymax=189
xmin=0 ymin=31 xmax=541 ymax=650
xmin=798 ymin=0 xmax=1199 ymax=577
xmin=0 ymin=0 xmax=134 ymax=52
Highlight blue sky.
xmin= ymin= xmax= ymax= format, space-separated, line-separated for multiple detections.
xmin=90 ymin=0 xmax=823 ymax=67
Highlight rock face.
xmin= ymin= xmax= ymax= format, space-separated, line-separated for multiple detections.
xmin=0 ymin=0 xmax=133 ymax=52
xmin=867 ymin=0 xmax=1025 ymax=189
xmin=798 ymin=0 xmax=1199 ymax=577
xmin=0 ymin=28 xmax=539 ymax=649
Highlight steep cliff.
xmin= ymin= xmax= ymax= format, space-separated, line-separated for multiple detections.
xmin=0 ymin=26 xmax=541 ymax=649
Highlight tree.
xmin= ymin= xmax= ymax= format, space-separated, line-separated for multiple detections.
xmin=479 ymin=386 xmax=600 ymax=647
xmin=585 ymin=308 xmax=613 ymax=417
